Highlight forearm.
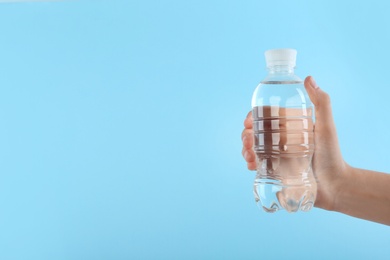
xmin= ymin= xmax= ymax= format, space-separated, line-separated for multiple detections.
xmin=333 ymin=166 xmax=390 ymax=225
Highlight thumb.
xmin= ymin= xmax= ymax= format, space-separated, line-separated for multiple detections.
xmin=304 ymin=76 xmax=334 ymax=127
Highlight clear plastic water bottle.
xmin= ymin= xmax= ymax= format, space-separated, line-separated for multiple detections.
xmin=252 ymin=49 xmax=317 ymax=213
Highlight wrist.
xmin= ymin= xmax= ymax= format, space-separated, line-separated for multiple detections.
xmin=329 ymin=165 xmax=390 ymax=225
xmin=314 ymin=161 xmax=352 ymax=212
xmin=330 ymin=163 xmax=355 ymax=213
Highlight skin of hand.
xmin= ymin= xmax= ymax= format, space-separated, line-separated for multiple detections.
xmin=241 ymin=76 xmax=349 ymax=211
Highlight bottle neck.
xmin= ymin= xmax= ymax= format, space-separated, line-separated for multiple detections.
xmin=267 ymin=65 xmax=295 ymax=75
xmin=262 ymin=65 xmax=301 ymax=83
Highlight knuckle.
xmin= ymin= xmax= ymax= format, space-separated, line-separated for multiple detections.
xmin=241 ymin=129 xmax=247 ymax=140
xmin=244 ymin=118 xmax=253 ymax=128
xmin=322 ymin=92 xmax=331 ymax=105
xmin=246 ymin=111 xmax=252 ymax=118
xmin=241 ymin=147 xmax=247 ymax=157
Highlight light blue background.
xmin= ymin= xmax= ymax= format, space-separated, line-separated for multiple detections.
xmin=0 ymin=0 xmax=388 ymax=259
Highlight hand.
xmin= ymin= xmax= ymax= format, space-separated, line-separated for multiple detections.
xmin=241 ymin=76 xmax=350 ymax=211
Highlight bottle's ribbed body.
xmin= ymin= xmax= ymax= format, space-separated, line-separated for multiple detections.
xmin=252 ymin=80 xmax=317 ymax=213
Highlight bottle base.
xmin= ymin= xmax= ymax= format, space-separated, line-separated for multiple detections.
xmin=254 ymin=179 xmax=316 ymax=213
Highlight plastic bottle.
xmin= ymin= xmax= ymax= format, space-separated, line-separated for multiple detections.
xmin=252 ymin=49 xmax=317 ymax=213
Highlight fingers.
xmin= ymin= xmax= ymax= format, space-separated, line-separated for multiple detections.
xmin=241 ymin=129 xmax=253 ymax=149
xmin=241 ymin=128 xmax=255 ymax=162
xmin=242 ymin=146 xmax=255 ymax=161
xmin=242 ymin=110 xmax=254 ymax=148
xmin=242 ymin=147 xmax=256 ymax=170
xmin=247 ymin=161 xmax=256 ymax=171
xmin=304 ymin=76 xmax=335 ymax=130
xmin=243 ymin=110 xmax=256 ymax=171
xmin=244 ymin=111 xmax=253 ymax=129
xmin=304 ymin=76 xmax=320 ymax=106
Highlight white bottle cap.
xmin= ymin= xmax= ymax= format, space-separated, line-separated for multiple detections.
xmin=265 ymin=48 xmax=297 ymax=67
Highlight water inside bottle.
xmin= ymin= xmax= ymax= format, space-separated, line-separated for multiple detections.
xmin=252 ymin=105 xmax=317 ymax=213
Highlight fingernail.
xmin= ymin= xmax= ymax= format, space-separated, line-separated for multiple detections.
xmin=242 ymin=135 xmax=247 ymax=143
xmin=310 ymin=76 xmax=319 ymax=89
